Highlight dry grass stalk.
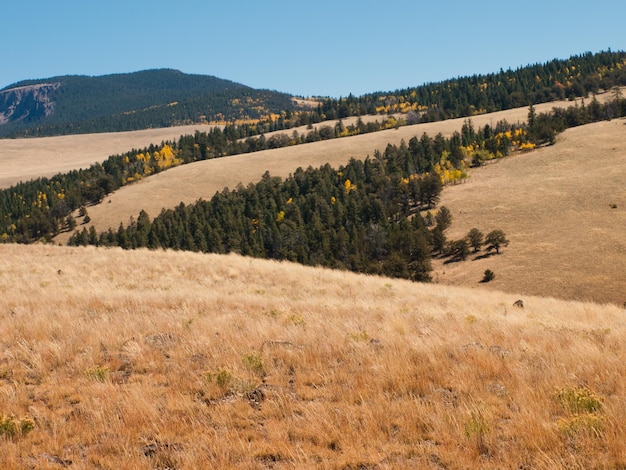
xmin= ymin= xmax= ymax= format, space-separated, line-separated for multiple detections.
xmin=1 ymin=243 xmax=625 ymax=468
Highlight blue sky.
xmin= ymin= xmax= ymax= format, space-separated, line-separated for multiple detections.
xmin=2 ymin=1 xmax=625 ymax=98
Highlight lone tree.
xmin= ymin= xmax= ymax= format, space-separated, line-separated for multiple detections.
xmin=485 ymin=229 xmax=509 ymax=254
xmin=466 ymin=228 xmax=484 ymax=253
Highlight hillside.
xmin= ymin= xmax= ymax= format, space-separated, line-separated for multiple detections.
xmin=1 ymin=243 xmax=625 ymax=468
xmin=47 ymin=96 xmax=625 ymax=306
xmin=2 ymin=50 xmax=624 ymax=140
xmin=50 ymin=91 xmax=613 ymax=237
xmin=432 ymin=119 xmax=626 ymax=305
xmin=0 ymin=69 xmax=294 ymax=137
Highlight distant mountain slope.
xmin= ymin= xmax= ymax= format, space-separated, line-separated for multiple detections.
xmin=0 ymin=69 xmax=295 ymax=137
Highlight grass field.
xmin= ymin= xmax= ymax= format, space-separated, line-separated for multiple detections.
xmin=1 ymin=243 xmax=625 ymax=469
xmin=432 ymin=118 xmax=626 ymax=305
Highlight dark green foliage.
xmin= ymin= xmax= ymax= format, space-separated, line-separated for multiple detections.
xmin=435 ymin=206 xmax=452 ymax=232
xmin=314 ymin=50 xmax=626 ymax=123
xmin=71 ymin=155 xmax=434 ymax=282
xmin=448 ymin=238 xmax=470 ymax=261
xmin=0 ymin=70 xmax=295 ymax=137
xmin=467 ymin=228 xmax=484 ymax=253
xmin=485 ymin=230 xmax=509 ymax=254
xmin=482 ymin=269 xmax=496 ymax=283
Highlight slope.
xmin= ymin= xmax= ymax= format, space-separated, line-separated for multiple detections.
xmin=432 ymin=118 xmax=626 ymax=305
xmin=1 ymin=243 xmax=625 ymax=468
xmin=54 ymin=93 xmax=608 ymax=238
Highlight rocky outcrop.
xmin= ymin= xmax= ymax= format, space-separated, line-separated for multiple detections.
xmin=0 ymin=83 xmax=61 ymax=125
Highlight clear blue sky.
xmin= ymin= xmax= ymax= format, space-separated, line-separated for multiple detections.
xmin=2 ymin=1 xmax=625 ymax=98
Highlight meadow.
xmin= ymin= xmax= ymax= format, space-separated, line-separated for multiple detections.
xmin=433 ymin=118 xmax=626 ymax=305
xmin=1 ymin=243 xmax=625 ymax=468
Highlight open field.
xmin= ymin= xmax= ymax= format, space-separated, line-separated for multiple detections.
xmin=1 ymin=243 xmax=625 ymax=468
xmin=1 ymin=89 xmax=619 ymax=190
xmin=0 ymin=125 xmax=214 ymax=189
xmin=432 ymin=118 xmax=626 ymax=305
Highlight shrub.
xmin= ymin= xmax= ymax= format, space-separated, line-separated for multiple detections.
xmin=84 ymin=365 xmax=110 ymax=382
xmin=0 ymin=414 xmax=34 ymax=438
xmin=558 ymin=414 xmax=604 ymax=438
xmin=242 ymin=353 xmax=265 ymax=377
xmin=482 ymin=270 xmax=495 ymax=282
xmin=554 ymin=386 xmax=603 ymax=414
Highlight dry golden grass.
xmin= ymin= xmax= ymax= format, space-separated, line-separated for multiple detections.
xmin=433 ymin=118 xmax=626 ymax=305
xmin=1 ymin=243 xmax=626 ymax=468
xmin=0 ymin=125 xmax=223 ymax=189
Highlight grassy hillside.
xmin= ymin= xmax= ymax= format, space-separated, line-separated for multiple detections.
xmin=51 ymin=92 xmax=608 ymax=237
xmin=433 ymin=119 xmax=626 ymax=305
xmin=46 ymin=94 xmax=625 ymax=306
xmin=1 ymin=243 xmax=625 ymax=468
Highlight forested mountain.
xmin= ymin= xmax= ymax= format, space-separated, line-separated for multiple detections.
xmin=0 ymin=69 xmax=295 ymax=137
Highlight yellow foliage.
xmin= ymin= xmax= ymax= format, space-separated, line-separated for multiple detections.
xmin=155 ymin=145 xmax=182 ymax=170
xmin=344 ymin=179 xmax=356 ymax=193
xmin=276 ymin=211 xmax=285 ymax=223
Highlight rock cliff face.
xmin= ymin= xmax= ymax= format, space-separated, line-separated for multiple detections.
xmin=0 ymin=83 xmax=61 ymax=125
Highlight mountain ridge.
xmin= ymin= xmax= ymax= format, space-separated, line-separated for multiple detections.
xmin=0 ymin=69 xmax=295 ymax=137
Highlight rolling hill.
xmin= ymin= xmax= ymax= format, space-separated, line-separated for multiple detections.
xmin=2 ymin=51 xmax=626 ymax=469
xmin=41 ymin=90 xmax=623 ymax=306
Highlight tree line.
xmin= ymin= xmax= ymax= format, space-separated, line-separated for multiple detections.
xmin=2 ymin=92 xmax=625 ymax=245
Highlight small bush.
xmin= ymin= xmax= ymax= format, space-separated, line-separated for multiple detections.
xmin=242 ymin=353 xmax=265 ymax=377
xmin=347 ymin=330 xmax=370 ymax=342
xmin=482 ymin=270 xmax=495 ymax=282
xmin=287 ymin=313 xmax=306 ymax=326
xmin=0 ymin=414 xmax=34 ymax=438
xmin=554 ymin=386 xmax=603 ymax=414
xmin=204 ymin=368 xmax=234 ymax=390
xmin=84 ymin=365 xmax=110 ymax=382
xmin=558 ymin=414 xmax=604 ymax=438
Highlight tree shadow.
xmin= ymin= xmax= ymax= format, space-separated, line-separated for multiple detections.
xmin=473 ymin=252 xmax=497 ymax=261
